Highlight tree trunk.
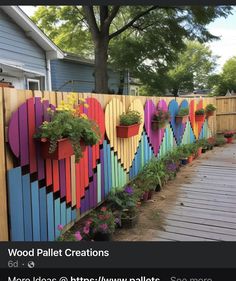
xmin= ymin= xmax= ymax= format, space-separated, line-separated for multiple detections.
xmin=94 ymin=36 xmax=109 ymax=93
xmin=172 ymin=88 xmax=179 ymax=97
xmin=117 ymin=71 xmax=125 ymax=95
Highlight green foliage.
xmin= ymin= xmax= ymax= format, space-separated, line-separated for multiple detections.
xmin=205 ymin=104 xmax=216 ymax=113
xmin=214 ymin=56 xmax=236 ymax=95
xmin=215 ymin=136 xmax=227 ymax=146
xmin=167 ymin=40 xmax=218 ymax=94
xmin=89 ymin=207 xmax=116 ymax=234
xmin=35 ymin=111 xmax=100 ymax=163
xmin=31 ymin=6 xmax=232 ymax=94
xmin=195 ymin=109 xmax=205 ymax=115
xmin=152 ymin=109 xmax=171 ymax=122
xmin=119 ymin=110 xmax=142 ymax=126
xmin=108 ymin=186 xmax=138 ymax=213
xmin=177 ymin=108 xmax=189 ymax=116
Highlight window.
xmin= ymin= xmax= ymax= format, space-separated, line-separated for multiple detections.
xmin=27 ymin=79 xmax=40 ymax=90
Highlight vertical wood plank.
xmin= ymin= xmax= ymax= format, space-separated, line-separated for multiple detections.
xmin=0 ymin=88 xmax=9 ymax=240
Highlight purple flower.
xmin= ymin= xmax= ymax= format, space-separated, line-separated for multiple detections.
xmin=57 ymin=224 xmax=63 ymax=231
xmin=167 ymin=163 xmax=177 ymax=172
xmin=124 ymin=186 xmax=134 ymax=195
xmin=115 ymin=217 xmax=121 ymax=226
xmin=99 ymin=223 xmax=108 ymax=232
xmin=74 ymin=231 xmax=83 ymax=241
xmin=83 ymin=225 xmax=90 ymax=235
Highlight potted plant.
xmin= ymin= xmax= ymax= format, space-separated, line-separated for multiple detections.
xmin=205 ymin=104 xmax=216 ymax=118
xmin=178 ymin=144 xmax=192 ymax=164
xmin=107 ymin=186 xmax=139 ymax=228
xmin=224 ymin=131 xmax=234 ymax=143
xmin=116 ymin=110 xmax=142 ymax=138
xmin=89 ymin=207 xmax=116 ymax=241
xmin=151 ymin=109 xmax=171 ymax=130
xmin=207 ymin=137 xmax=216 ymax=149
xmin=198 ymin=138 xmax=209 ymax=153
xmin=175 ymin=108 xmax=189 ymax=124
xmin=215 ymin=136 xmax=227 ymax=146
xmin=141 ymin=158 xmax=167 ymax=192
xmin=34 ymin=95 xmax=101 ymax=162
xmin=195 ymin=109 xmax=205 ymax=122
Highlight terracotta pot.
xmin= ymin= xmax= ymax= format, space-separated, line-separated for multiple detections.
xmin=197 ymin=147 xmax=202 ymax=157
xmin=206 ymin=111 xmax=214 ymax=118
xmin=188 ymin=155 xmax=194 ymax=163
xmin=225 ymin=137 xmax=233 ymax=144
xmin=175 ymin=115 xmax=189 ymax=124
xmin=116 ymin=123 xmax=140 ymax=138
xmin=195 ymin=114 xmax=205 ymax=122
xmin=39 ymin=138 xmax=85 ymax=160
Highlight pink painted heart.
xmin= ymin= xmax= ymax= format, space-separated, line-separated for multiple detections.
xmin=144 ymin=99 xmax=168 ymax=156
xmin=169 ymin=99 xmax=189 ymax=145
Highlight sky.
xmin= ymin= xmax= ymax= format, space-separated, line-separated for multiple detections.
xmin=20 ymin=5 xmax=236 ymax=73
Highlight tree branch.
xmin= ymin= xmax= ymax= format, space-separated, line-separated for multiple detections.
xmin=109 ymin=6 xmax=159 ymax=40
xmin=82 ymin=6 xmax=100 ymax=38
xmin=106 ymin=6 xmax=120 ymax=27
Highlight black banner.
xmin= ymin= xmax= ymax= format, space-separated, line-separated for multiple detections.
xmin=0 ymin=242 xmax=236 ymax=269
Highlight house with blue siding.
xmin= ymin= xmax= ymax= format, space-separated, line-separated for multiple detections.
xmin=51 ymin=53 xmax=128 ymax=94
xmin=0 ymin=6 xmax=63 ymax=90
xmin=0 ymin=6 xmax=128 ymax=94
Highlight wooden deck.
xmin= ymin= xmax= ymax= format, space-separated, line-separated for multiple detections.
xmin=151 ymin=143 xmax=236 ymax=241
xmin=114 ymin=143 xmax=236 ymax=241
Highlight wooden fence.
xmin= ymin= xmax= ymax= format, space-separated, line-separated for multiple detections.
xmin=0 ymin=88 xmax=216 ymax=241
xmin=216 ymin=96 xmax=236 ymax=133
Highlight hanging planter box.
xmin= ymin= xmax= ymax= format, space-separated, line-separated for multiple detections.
xmin=206 ymin=111 xmax=214 ymax=118
xmin=116 ymin=123 xmax=140 ymax=138
xmin=175 ymin=115 xmax=189 ymax=124
xmin=195 ymin=114 xmax=205 ymax=122
xmin=151 ymin=120 xmax=168 ymax=130
xmin=39 ymin=138 xmax=85 ymax=160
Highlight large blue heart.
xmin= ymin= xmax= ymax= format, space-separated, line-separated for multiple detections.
xmin=169 ymin=99 xmax=189 ymax=145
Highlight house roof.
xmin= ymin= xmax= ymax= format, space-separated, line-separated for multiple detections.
xmin=1 ymin=6 xmax=64 ymax=59
xmin=63 ymin=52 xmax=95 ymax=66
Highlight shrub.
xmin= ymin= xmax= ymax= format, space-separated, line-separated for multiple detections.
xmin=205 ymin=104 xmax=216 ymax=113
xmin=195 ymin=109 xmax=205 ymax=115
xmin=119 ymin=110 xmax=142 ymax=126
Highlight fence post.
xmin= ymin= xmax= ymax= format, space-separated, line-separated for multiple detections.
xmin=0 ymin=88 xmax=9 ymax=241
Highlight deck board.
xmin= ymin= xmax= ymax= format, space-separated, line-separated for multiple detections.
xmin=152 ymin=143 xmax=236 ymax=241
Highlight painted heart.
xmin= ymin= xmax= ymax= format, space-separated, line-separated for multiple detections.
xmin=105 ymin=98 xmax=144 ymax=171
xmin=169 ymin=99 xmax=189 ymax=145
xmin=8 ymin=96 xmax=105 ymax=206
xmin=189 ymin=99 xmax=205 ymax=139
xmin=144 ymin=99 xmax=168 ymax=156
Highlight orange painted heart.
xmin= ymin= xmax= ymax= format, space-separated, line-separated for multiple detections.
xmin=189 ymin=99 xmax=205 ymax=139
